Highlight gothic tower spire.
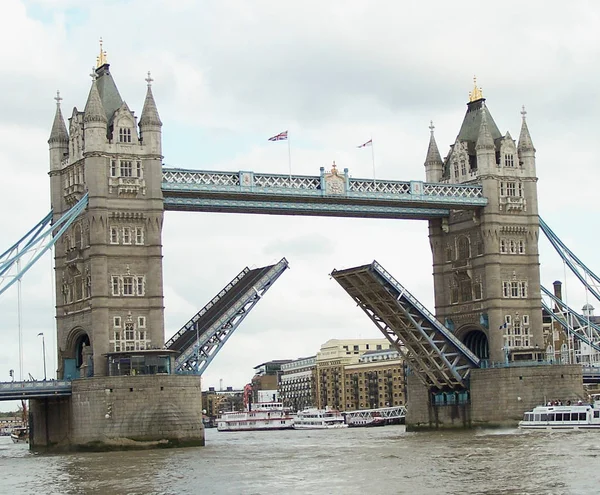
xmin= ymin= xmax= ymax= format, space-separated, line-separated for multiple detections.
xmin=84 ymin=72 xmax=107 ymax=124
xmin=424 ymin=121 xmax=443 ymax=182
xmin=139 ymin=72 xmax=162 ymax=128
xmin=48 ymin=90 xmax=69 ymax=145
xmin=518 ymin=106 xmax=535 ymax=152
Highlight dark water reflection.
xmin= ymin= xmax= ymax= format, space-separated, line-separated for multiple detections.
xmin=2 ymin=426 xmax=599 ymax=494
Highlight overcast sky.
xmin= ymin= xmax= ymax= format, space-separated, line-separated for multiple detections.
xmin=1 ymin=0 xmax=599 ymax=411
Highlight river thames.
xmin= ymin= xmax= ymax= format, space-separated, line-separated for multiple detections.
xmin=1 ymin=425 xmax=599 ymax=494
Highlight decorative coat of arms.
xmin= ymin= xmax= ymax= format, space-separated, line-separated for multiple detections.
xmin=324 ymin=162 xmax=346 ymax=195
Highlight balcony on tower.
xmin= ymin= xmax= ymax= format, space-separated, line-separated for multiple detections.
xmin=108 ymin=176 xmax=146 ymax=196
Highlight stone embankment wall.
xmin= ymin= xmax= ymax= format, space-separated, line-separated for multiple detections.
xmin=406 ymin=364 xmax=584 ymax=430
xmin=30 ymin=375 xmax=204 ymax=451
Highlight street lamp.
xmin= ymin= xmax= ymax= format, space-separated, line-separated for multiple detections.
xmin=37 ymin=332 xmax=47 ymax=381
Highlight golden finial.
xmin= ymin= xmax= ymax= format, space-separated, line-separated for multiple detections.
xmin=96 ymin=37 xmax=108 ymax=68
xmin=331 ymin=161 xmax=337 ymax=173
xmin=469 ymin=75 xmax=483 ymax=102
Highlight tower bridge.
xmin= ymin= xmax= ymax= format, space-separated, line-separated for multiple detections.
xmin=0 ymin=48 xmax=589 ymax=450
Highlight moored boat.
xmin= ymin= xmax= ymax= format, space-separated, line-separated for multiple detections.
xmin=345 ymin=411 xmax=386 ymax=428
xmin=519 ymin=397 xmax=600 ymax=430
xmin=293 ymin=407 xmax=348 ymax=429
xmin=217 ymin=401 xmax=295 ymax=432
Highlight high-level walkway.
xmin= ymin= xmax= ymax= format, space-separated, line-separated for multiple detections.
xmin=162 ymin=168 xmax=487 ymax=219
xmin=166 ymin=258 xmax=289 ymax=374
xmin=331 ymin=261 xmax=480 ymax=391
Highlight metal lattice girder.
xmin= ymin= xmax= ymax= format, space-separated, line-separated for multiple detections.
xmin=331 ymin=261 xmax=480 ymax=391
xmin=162 ymin=168 xmax=487 ymax=220
xmin=540 ymin=217 xmax=600 ymax=303
xmin=541 ymin=286 xmax=600 ymax=351
xmin=0 ymin=193 xmax=89 ymax=297
xmin=343 ymin=406 xmax=406 ymax=421
xmin=170 ymin=258 xmax=289 ymax=374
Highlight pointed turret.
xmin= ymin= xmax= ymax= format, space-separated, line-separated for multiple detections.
xmin=475 ymin=110 xmax=495 ymax=151
xmin=84 ymin=76 xmax=107 ymax=124
xmin=424 ymin=121 xmax=443 ymax=182
xmin=518 ymin=106 xmax=536 ymax=176
xmin=139 ymin=72 xmax=162 ymax=155
xmin=518 ymin=106 xmax=535 ymax=152
xmin=48 ymin=90 xmax=69 ymax=145
xmin=475 ymin=108 xmax=495 ymax=173
xmin=140 ymin=72 xmax=162 ymax=127
xmin=49 ymin=91 xmax=69 ymax=174
xmin=84 ymin=71 xmax=108 ymax=151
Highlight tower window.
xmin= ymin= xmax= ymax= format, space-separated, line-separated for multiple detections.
xmin=135 ymin=227 xmax=144 ymax=245
xmin=111 ymin=160 xmax=117 ymax=177
xmin=114 ymin=316 xmax=121 ymax=327
xmin=119 ymin=128 xmax=132 ymax=143
xmin=111 ymin=276 xmax=120 ymax=296
xmin=460 ymin=160 xmax=466 ymax=175
xmin=453 ymin=162 xmax=459 ymax=179
xmin=136 ymin=161 xmax=142 ymax=178
xmin=120 ymin=160 xmax=133 ymax=177
xmin=122 ymin=227 xmax=131 ymax=245
xmin=123 ymin=276 xmax=134 ymax=296
xmin=110 ymin=227 xmax=119 ymax=244
xmin=136 ymin=276 xmax=145 ymax=296
xmin=504 ymin=154 xmax=515 ymax=167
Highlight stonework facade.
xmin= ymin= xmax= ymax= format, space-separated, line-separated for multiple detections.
xmin=29 ymin=375 xmax=204 ymax=451
xmin=425 ymin=88 xmax=543 ymax=364
xmin=49 ymin=60 xmax=165 ymax=377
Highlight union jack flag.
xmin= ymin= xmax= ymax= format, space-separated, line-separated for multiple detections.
xmin=268 ymin=130 xmax=288 ymax=141
xmin=357 ymin=139 xmax=372 ymax=148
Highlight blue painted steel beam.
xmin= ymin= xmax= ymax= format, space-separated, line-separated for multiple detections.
xmin=0 ymin=193 xmax=89 ymax=297
xmin=162 ymin=168 xmax=487 ymax=219
xmin=172 ymin=258 xmax=289 ymax=374
xmin=163 ymin=197 xmax=450 ymax=219
xmin=539 ymin=217 xmax=600 ymax=303
xmin=331 ymin=260 xmax=479 ymax=391
xmin=0 ymin=380 xmax=72 ymax=401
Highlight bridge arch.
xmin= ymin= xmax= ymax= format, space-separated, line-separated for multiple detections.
xmin=457 ymin=326 xmax=489 ymax=361
xmin=65 ymin=327 xmax=92 ymax=375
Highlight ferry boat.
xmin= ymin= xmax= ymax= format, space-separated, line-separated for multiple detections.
xmin=217 ymin=402 xmax=295 ymax=432
xmin=519 ymin=397 xmax=600 ymax=430
xmin=345 ymin=411 xmax=386 ymax=428
xmin=293 ymin=407 xmax=348 ymax=429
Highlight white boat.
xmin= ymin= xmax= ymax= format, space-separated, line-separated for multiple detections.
xmin=519 ymin=397 xmax=600 ymax=430
xmin=346 ymin=411 xmax=386 ymax=428
xmin=217 ymin=402 xmax=295 ymax=432
xmin=10 ymin=427 xmax=29 ymax=444
xmin=293 ymin=407 xmax=348 ymax=429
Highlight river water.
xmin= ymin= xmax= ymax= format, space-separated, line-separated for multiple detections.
xmin=1 ymin=426 xmax=599 ymax=495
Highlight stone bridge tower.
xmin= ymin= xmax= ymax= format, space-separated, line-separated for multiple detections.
xmin=48 ymin=45 xmax=165 ymax=377
xmin=425 ymin=80 xmax=543 ymax=364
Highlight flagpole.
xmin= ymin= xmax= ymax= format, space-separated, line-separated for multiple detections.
xmin=370 ymin=135 xmax=376 ymax=185
xmin=287 ymin=132 xmax=292 ymax=181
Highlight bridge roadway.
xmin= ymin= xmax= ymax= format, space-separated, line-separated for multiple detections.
xmin=0 ymin=380 xmax=72 ymax=401
xmin=161 ymin=168 xmax=487 ymax=219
